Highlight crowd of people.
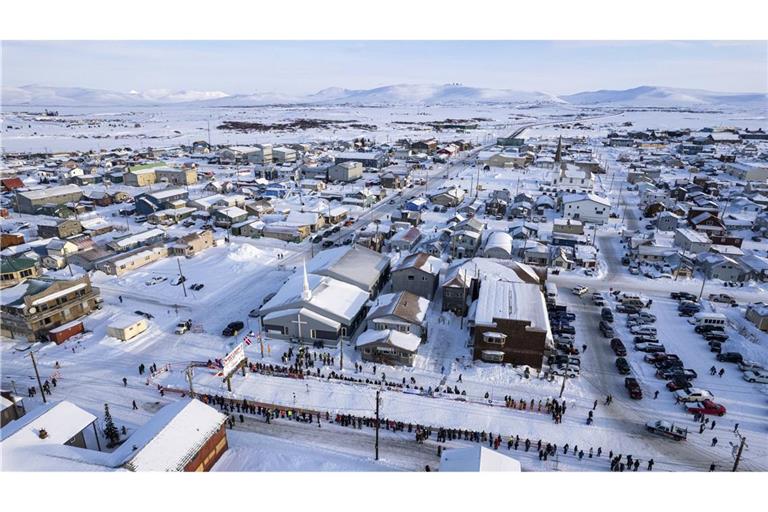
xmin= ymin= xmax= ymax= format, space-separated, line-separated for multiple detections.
xmin=191 ymin=392 xmax=672 ymax=471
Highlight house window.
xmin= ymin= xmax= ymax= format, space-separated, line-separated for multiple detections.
xmin=407 ymin=275 xmax=414 ymax=281
xmin=310 ymin=329 xmax=317 ymax=339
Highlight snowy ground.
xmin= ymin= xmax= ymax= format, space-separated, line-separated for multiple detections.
xmin=2 ymin=103 xmax=768 ymax=472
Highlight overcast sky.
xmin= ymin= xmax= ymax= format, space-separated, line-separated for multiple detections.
xmin=3 ymin=40 xmax=766 ymax=95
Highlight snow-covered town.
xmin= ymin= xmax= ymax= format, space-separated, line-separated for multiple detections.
xmin=2 ymin=36 xmax=767 ymax=491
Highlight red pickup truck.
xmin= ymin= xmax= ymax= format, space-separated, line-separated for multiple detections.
xmin=685 ymin=399 xmax=726 ymax=417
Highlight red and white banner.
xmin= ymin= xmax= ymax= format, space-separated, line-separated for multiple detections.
xmin=221 ymin=342 xmax=245 ymax=377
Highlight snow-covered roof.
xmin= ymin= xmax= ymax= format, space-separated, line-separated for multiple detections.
xmin=474 ymin=280 xmax=551 ymax=342
xmin=395 ymin=252 xmax=442 ymax=275
xmin=118 ymin=399 xmax=227 ymax=472
xmin=17 ymin=184 xmax=82 ymax=200
xmin=483 ymin=231 xmax=513 ymax=254
xmin=148 ymin=188 xmax=187 ymax=200
xmin=307 ymin=245 xmax=389 ymax=293
xmin=355 ymin=329 xmax=422 ymax=353
xmin=440 ymin=445 xmax=521 ymax=472
xmin=109 ymin=314 xmax=146 ymax=330
xmin=111 ymin=228 xmax=165 ymax=249
xmin=261 ymin=272 xmax=369 ymax=323
xmin=0 ymin=401 xmax=107 ymax=471
xmin=561 ymin=192 xmax=610 ymax=207
xmin=366 ymin=291 xmax=429 ymax=325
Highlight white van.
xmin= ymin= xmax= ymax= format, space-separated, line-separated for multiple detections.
xmin=545 ymin=283 xmax=558 ymax=302
xmin=693 ymin=312 xmax=727 ymax=328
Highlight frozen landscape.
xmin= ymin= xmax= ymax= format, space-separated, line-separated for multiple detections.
xmin=2 ymin=80 xmax=767 ymax=473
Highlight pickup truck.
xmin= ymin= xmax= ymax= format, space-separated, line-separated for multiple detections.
xmin=645 ymin=420 xmax=688 ymax=441
xmin=708 ymin=293 xmax=736 ymax=304
xmin=625 ymin=377 xmax=643 ymax=399
xmin=685 ymin=399 xmax=726 ymax=417
xmin=174 ymin=320 xmax=192 ymax=335
xmin=658 ymin=368 xmax=697 ymax=380
xmin=674 ymin=388 xmax=713 ymax=403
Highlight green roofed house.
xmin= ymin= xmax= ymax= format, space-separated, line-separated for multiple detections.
xmin=1 ymin=257 xmax=41 ymax=289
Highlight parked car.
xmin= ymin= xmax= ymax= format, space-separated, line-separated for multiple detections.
xmin=625 ymin=377 xmax=643 ymax=399
xmin=674 ymin=388 xmax=714 ymax=403
xmin=630 ymin=325 xmax=657 ymax=336
xmin=222 ymin=321 xmax=244 ymax=337
xmin=610 ymin=338 xmax=627 ymax=356
xmin=660 ymin=368 xmax=698 ymax=380
xmin=708 ymin=293 xmax=735 ymax=304
xmin=171 ymin=275 xmax=187 ymax=286
xmin=703 ymin=332 xmax=729 ymax=342
xmin=133 ymin=310 xmax=154 ymax=320
xmin=671 ymin=292 xmax=697 ymax=301
xmin=616 ymin=357 xmax=631 ymax=375
xmin=636 ymin=342 xmax=666 ymax=353
xmin=666 ymin=376 xmax=693 ymax=391
xmin=553 ymin=325 xmax=576 ymax=335
xmin=616 ymin=304 xmax=641 ymax=314
xmin=601 ymin=307 xmax=614 ymax=323
xmin=695 ymin=324 xmax=725 ymax=334
xmin=708 ymin=341 xmax=722 ymax=353
xmin=685 ymin=399 xmax=726 ymax=417
xmin=599 ymin=322 xmax=615 ymax=338
xmin=555 ymin=342 xmax=580 ymax=355
xmin=645 ymin=420 xmax=688 ymax=441
xmin=655 ymin=359 xmax=683 ymax=370
xmin=572 ymin=286 xmax=589 ymax=296
xmin=644 ymin=352 xmax=677 ymax=364
xmin=551 ymin=365 xmax=580 ymax=378
xmin=742 ymin=370 xmax=768 ymax=384
xmin=716 ymin=352 xmax=743 ymax=364
xmin=738 ymin=361 xmax=766 ymax=372
xmin=174 ymin=320 xmax=192 ymax=335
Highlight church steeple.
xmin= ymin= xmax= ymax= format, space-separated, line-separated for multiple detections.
xmin=554 ymin=135 xmax=563 ymax=163
xmin=301 ymin=260 xmax=312 ymax=301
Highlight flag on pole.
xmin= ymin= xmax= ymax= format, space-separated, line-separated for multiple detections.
xmin=244 ymin=335 xmax=253 ymax=346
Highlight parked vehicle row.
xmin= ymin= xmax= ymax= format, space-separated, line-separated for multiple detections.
xmin=547 ymin=302 xmax=581 ymax=377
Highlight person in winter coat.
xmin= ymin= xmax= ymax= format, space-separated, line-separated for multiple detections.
xmin=711 ymin=437 xmax=718 ymax=447
xmin=132 ymin=400 xmax=138 ymax=410
xmin=122 ymin=377 xmax=127 ymax=387
xmin=647 ymin=459 xmax=654 ymax=471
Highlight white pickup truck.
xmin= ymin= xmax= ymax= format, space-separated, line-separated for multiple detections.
xmin=673 ymin=388 xmax=713 ymax=403
xmin=645 ymin=420 xmax=688 ymax=441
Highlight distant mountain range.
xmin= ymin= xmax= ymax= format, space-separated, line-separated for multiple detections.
xmin=2 ymin=83 xmax=765 ymax=108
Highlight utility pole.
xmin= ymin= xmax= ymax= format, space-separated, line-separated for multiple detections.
xmin=375 ymin=389 xmax=381 ymax=461
xmin=185 ymin=365 xmax=195 ymax=398
xmin=698 ymin=274 xmax=708 ymax=301
xmin=732 ymin=433 xmax=747 ymax=472
xmin=30 ymin=352 xmax=47 ymax=403
xmin=176 ymin=258 xmax=187 ymax=298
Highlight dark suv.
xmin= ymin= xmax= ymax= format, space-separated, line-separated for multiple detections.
xmin=616 ymin=357 xmax=631 ymax=375
xmin=222 ymin=321 xmax=244 ymax=337
xmin=610 ymin=338 xmax=627 ymax=356
xmin=716 ymin=352 xmax=743 ymax=364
